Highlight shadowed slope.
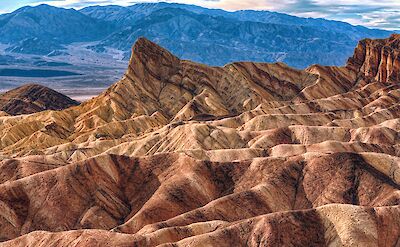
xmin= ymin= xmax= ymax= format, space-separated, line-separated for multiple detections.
xmin=0 ymin=35 xmax=399 ymax=246
xmin=0 ymin=84 xmax=79 ymax=115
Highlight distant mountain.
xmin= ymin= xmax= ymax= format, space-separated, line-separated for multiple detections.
xmin=0 ymin=83 xmax=80 ymax=115
xmin=80 ymin=4 xmax=166 ymax=26
xmin=108 ymin=2 xmax=389 ymax=38
xmin=87 ymin=7 xmax=390 ymax=67
xmin=81 ymin=3 xmax=390 ymax=42
xmin=0 ymin=3 xmax=394 ymax=68
xmin=217 ymin=10 xmax=389 ymax=40
xmin=0 ymin=4 xmax=113 ymax=54
xmin=78 ymin=3 xmax=397 ymax=67
xmin=5 ymin=37 xmax=63 ymax=55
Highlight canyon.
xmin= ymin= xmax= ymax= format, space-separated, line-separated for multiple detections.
xmin=0 ymin=34 xmax=399 ymax=246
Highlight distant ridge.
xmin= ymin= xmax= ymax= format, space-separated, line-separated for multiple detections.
xmin=0 ymin=2 xmax=394 ymax=68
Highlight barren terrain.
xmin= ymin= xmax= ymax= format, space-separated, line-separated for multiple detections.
xmin=0 ymin=35 xmax=399 ymax=246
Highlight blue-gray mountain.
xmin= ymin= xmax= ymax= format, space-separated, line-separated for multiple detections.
xmin=0 ymin=4 xmax=113 ymax=55
xmin=0 ymin=3 xmax=394 ymax=68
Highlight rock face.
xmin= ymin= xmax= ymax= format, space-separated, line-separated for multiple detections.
xmin=0 ymin=84 xmax=80 ymax=115
xmin=347 ymin=34 xmax=400 ymax=83
xmin=0 ymin=36 xmax=399 ymax=246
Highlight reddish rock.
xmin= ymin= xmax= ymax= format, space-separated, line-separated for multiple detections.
xmin=347 ymin=34 xmax=400 ymax=83
xmin=0 ymin=84 xmax=79 ymax=115
xmin=0 ymin=35 xmax=399 ymax=246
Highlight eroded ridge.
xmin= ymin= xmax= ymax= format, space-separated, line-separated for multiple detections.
xmin=0 ymin=35 xmax=399 ymax=246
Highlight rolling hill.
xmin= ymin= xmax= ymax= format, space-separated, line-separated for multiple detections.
xmin=0 ymin=84 xmax=79 ymax=115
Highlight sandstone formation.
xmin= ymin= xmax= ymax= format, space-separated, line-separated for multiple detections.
xmin=0 ymin=35 xmax=399 ymax=246
xmin=0 ymin=84 xmax=80 ymax=115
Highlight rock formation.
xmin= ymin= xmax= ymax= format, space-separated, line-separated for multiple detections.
xmin=347 ymin=34 xmax=400 ymax=83
xmin=0 ymin=84 xmax=79 ymax=115
xmin=0 ymin=35 xmax=399 ymax=246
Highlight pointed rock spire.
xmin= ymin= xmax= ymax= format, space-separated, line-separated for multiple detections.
xmin=127 ymin=37 xmax=181 ymax=81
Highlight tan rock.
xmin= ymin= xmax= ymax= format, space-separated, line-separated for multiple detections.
xmin=0 ymin=35 xmax=399 ymax=246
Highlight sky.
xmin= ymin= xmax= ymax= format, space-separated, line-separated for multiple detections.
xmin=0 ymin=0 xmax=399 ymax=30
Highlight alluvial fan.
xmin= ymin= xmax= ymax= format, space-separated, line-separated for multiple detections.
xmin=0 ymin=35 xmax=399 ymax=246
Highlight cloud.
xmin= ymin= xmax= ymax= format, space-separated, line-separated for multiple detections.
xmin=2 ymin=0 xmax=400 ymax=30
xmin=198 ymin=0 xmax=400 ymax=29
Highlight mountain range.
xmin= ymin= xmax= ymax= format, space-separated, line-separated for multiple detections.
xmin=0 ymin=33 xmax=399 ymax=245
xmin=0 ymin=2 xmax=395 ymax=68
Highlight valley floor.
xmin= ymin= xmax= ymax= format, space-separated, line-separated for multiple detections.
xmin=0 ymin=42 xmax=126 ymax=99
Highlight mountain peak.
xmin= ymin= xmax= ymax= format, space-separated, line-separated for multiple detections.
xmin=17 ymin=4 xmax=63 ymax=13
xmin=35 ymin=4 xmax=54 ymax=8
xmin=131 ymin=37 xmax=178 ymax=61
xmin=127 ymin=37 xmax=180 ymax=80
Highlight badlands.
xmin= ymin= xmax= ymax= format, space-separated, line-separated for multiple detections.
xmin=0 ymin=35 xmax=399 ymax=246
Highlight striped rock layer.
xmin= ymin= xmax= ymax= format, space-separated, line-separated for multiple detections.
xmin=0 ymin=35 xmax=400 ymax=246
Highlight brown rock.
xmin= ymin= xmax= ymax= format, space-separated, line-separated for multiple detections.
xmin=0 ymin=84 xmax=79 ymax=115
xmin=347 ymin=34 xmax=400 ymax=83
xmin=0 ymin=36 xmax=399 ymax=246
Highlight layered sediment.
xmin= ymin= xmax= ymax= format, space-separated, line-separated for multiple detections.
xmin=0 ymin=35 xmax=399 ymax=246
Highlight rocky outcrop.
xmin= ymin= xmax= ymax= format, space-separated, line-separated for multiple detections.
xmin=347 ymin=34 xmax=400 ymax=83
xmin=0 ymin=84 xmax=79 ymax=115
xmin=0 ymin=36 xmax=399 ymax=246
